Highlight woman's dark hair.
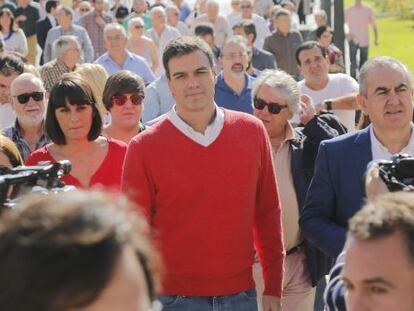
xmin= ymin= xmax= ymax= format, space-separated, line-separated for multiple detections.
xmin=0 ymin=8 xmax=17 ymax=34
xmin=46 ymin=76 xmax=102 ymax=145
xmin=102 ymin=70 xmax=145 ymax=111
xmin=0 ymin=135 xmax=23 ymax=167
xmin=316 ymin=25 xmax=333 ymax=40
xmin=0 ymin=191 xmax=162 ymax=311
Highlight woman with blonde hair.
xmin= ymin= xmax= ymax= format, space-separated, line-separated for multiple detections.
xmin=71 ymin=63 xmax=109 ymax=120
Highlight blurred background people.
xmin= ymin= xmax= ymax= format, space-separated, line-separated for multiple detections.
xmin=0 ymin=8 xmax=27 ymax=57
xmin=0 ymin=190 xmax=162 ymax=311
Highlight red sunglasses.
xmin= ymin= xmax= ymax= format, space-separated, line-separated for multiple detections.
xmin=111 ymin=94 xmax=144 ymax=106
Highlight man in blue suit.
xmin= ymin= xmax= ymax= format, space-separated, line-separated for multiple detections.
xmin=300 ymin=56 xmax=414 ymax=259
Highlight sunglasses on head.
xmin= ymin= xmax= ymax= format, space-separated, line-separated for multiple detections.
xmin=14 ymin=91 xmax=44 ymax=104
xmin=254 ymin=97 xmax=288 ymax=115
xmin=111 ymin=94 xmax=144 ymax=106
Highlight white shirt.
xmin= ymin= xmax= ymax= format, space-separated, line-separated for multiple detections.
xmin=251 ymin=14 xmax=270 ymax=49
xmin=145 ymin=26 xmax=181 ymax=76
xmin=297 ymin=73 xmax=359 ymax=131
xmin=168 ymin=105 xmax=225 ymax=147
xmin=370 ymin=124 xmax=414 ymax=161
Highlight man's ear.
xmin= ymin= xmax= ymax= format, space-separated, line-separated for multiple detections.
xmin=357 ymin=94 xmax=368 ymax=115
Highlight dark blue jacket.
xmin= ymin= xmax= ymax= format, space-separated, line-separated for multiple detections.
xmin=300 ymin=127 xmax=372 ymax=259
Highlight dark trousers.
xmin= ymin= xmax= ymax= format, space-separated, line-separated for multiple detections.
xmin=349 ymin=40 xmax=369 ymax=79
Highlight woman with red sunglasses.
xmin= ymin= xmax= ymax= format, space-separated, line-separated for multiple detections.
xmin=26 ymin=75 xmax=127 ymax=190
xmin=102 ymin=71 xmax=146 ymax=144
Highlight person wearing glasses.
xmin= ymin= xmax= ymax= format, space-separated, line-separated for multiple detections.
xmin=215 ymin=35 xmax=255 ymax=114
xmin=2 ymin=73 xmax=50 ymax=161
xmin=103 ymin=71 xmax=146 ymax=144
xmin=252 ymin=69 xmax=340 ymax=311
xmin=126 ymin=17 xmax=159 ymax=74
xmin=26 ymin=75 xmax=127 ymax=190
xmin=0 ymin=190 xmax=163 ymax=311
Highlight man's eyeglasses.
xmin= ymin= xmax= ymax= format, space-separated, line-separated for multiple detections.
xmin=111 ymin=94 xmax=144 ymax=106
xmin=13 ymin=92 xmax=44 ymax=104
xmin=241 ymin=4 xmax=252 ymax=9
xmin=80 ymin=8 xmax=90 ymax=12
xmin=253 ymin=97 xmax=288 ymax=115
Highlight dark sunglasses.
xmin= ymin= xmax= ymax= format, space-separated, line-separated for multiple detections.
xmin=134 ymin=24 xmax=144 ymax=29
xmin=111 ymin=94 xmax=144 ymax=106
xmin=254 ymin=97 xmax=288 ymax=115
xmin=241 ymin=4 xmax=252 ymax=8
xmin=15 ymin=91 xmax=44 ymax=104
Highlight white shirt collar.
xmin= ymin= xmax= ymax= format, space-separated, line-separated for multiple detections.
xmin=168 ymin=105 xmax=225 ymax=147
xmin=370 ymin=123 xmax=414 ymax=160
xmin=47 ymin=14 xmax=57 ymax=27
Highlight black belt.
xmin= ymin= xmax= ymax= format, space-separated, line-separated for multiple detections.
xmin=286 ymin=242 xmax=304 ymax=256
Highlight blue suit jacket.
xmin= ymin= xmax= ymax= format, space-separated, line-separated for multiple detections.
xmin=299 ymin=127 xmax=372 ymax=258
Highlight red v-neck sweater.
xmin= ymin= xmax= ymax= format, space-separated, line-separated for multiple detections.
xmin=122 ymin=109 xmax=284 ymax=297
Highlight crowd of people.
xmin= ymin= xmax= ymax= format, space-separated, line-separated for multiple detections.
xmin=0 ymin=0 xmax=413 ymax=310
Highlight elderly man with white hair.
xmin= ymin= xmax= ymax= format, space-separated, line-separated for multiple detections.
xmin=145 ymin=6 xmax=180 ymax=76
xmin=252 ymin=69 xmax=341 ymax=311
xmin=95 ymin=23 xmax=155 ymax=84
xmin=40 ymin=35 xmax=81 ymax=93
xmin=192 ymin=0 xmax=232 ymax=48
xmin=2 ymin=73 xmax=50 ymax=161
xmin=44 ymin=6 xmax=94 ymax=63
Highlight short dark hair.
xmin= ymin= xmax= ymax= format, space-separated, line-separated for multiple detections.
xmin=316 ymin=25 xmax=332 ymax=39
xmin=349 ymin=192 xmax=414 ymax=266
xmin=243 ymin=21 xmax=257 ymax=42
xmin=295 ymin=41 xmax=327 ymax=65
xmin=0 ymin=53 xmax=24 ymax=76
xmin=46 ymin=76 xmax=102 ymax=145
xmin=45 ymin=0 xmax=58 ymax=13
xmin=102 ymin=70 xmax=145 ymax=111
xmin=162 ymin=36 xmax=214 ymax=79
xmin=194 ymin=23 xmax=214 ymax=37
xmin=0 ymin=191 xmax=162 ymax=311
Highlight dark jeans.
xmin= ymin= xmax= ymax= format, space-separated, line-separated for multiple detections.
xmin=159 ymin=289 xmax=258 ymax=311
xmin=349 ymin=40 xmax=369 ymax=79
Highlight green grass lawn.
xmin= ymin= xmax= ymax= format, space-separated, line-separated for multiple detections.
xmin=343 ymin=0 xmax=414 ymax=74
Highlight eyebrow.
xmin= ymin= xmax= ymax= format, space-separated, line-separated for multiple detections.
xmin=342 ymin=276 xmax=396 ymax=288
xmin=171 ymin=66 xmax=210 ymax=78
xmin=374 ymin=83 xmax=408 ymax=94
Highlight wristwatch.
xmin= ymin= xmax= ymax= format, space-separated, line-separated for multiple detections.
xmin=324 ymin=99 xmax=333 ymax=111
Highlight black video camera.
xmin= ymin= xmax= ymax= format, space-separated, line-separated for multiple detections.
xmin=377 ymin=154 xmax=414 ymax=192
xmin=0 ymin=160 xmax=73 ymax=210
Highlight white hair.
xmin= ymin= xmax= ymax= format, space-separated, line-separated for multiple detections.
xmin=103 ymin=22 xmax=127 ymax=37
xmin=359 ymin=56 xmax=413 ymax=96
xmin=10 ymin=73 xmax=44 ymax=95
xmin=52 ymin=35 xmax=79 ymax=59
xmin=252 ymin=69 xmax=300 ymax=115
xmin=150 ymin=6 xmax=166 ymax=17
xmin=206 ymin=0 xmax=219 ymax=9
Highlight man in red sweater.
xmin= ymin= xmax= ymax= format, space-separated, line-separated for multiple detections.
xmin=122 ymin=36 xmax=284 ymax=311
